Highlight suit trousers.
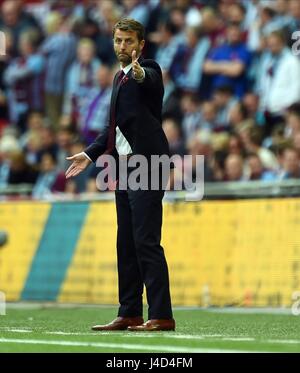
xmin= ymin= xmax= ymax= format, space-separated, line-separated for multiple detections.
xmin=115 ymin=180 xmax=173 ymax=320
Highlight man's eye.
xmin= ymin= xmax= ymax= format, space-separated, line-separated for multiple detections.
xmin=114 ymin=39 xmax=134 ymax=45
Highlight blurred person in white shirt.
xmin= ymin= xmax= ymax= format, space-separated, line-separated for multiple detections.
xmin=256 ymin=30 xmax=300 ymax=129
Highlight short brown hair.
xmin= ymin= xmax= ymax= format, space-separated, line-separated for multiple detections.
xmin=113 ymin=18 xmax=145 ymax=41
xmin=268 ymin=30 xmax=287 ymax=44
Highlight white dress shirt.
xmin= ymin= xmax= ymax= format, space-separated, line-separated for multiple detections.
xmin=84 ymin=62 xmax=145 ymax=161
xmin=257 ymin=48 xmax=300 ymax=114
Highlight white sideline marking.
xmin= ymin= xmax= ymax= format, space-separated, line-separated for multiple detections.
xmin=265 ymin=339 xmax=300 ymax=345
xmin=0 ymin=328 xmax=299 ymax=346
xmin=0 ymin=338 xmax=252 ymax=353
xmin=46 ymin=331 xmax=93 ymax=336
xmin=221 ymin=337 xmax=255 ymax=342
xmin=0 ymin=328 xmax=32 ymax=333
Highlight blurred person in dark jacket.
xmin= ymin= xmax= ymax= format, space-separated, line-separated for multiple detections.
xmin=7 ymin=150 xmax=38 ymax=185
xmin=4 ymin=30 xmax=45 ymax=132
xmin=32 ymin=151 xmax=66 ymax=199
xmin=0 ymin=0 xmax=43 ymax=57
xmin=40 ymin=11 xmax=77 ymax=129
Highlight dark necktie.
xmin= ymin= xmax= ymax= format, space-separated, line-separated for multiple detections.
xmin=106 ymin=70 xmax=125 ymax=153
xmin=117 ymin=70 xmax=125 ymax=84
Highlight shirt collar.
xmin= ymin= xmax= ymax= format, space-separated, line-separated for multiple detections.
xmin=122 ymin=63 xmax=133 ymax=75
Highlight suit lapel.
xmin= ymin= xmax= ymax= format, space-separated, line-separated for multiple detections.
xmin=109 ymin=71 xmax=123 ymax=126
xmin=109 ymin=57 xmax=144 ymax=124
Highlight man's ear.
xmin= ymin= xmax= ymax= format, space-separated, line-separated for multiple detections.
xmin=140 ymin=39 xmax=145 ymax=51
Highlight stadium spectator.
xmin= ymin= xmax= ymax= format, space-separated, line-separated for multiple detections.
xmin=63 ymin=38 xmax=101 ymax=121
xmin=0 ymin=134 xmax=21 ymax=187
xmin=203 ymin=22 xmax=252 ymax=98
xmin=200 ymin=7 xmax=226 ymax=48
xmin=79 ymin=0 xmax=118 ymax=65
xmin=7 ymin=149 xmax=38 ymax=185
xmin=228 ymin=101 xmax=249 ymax=131
xmin=199 ymin=100 xmax=218 ymax=132
xmin=292 ymin=132 xmax=300 ymax=158
xmin=145 ymin=0 xmax=172 ymax=59
xmin=122 ymin=0 xmax=149 ymax=26
xmin=256 ymin=30 xmax=300 ymax=134
xmin=155 ymin=19 xmax=182 ymax=73
xmin=224 ymin=153 xmax=245 ymax=181
xmin=212 ymin=85 xmax=238 ymax=129
xmin=161 ymin=69 xmax=182 ymax=122
xmin=247 ymin=3 xmax=286 ymax=52
xmin=277 ymin=147 xmax=300 ymax=179
xmin=180 ymin=93 xmax=202 ymax=143
xmin=289 ymin=0 xmax=300 ymax=34
xmin=4 ymin=30 xmax=45 ymax=131
xmin=0 ymin=29 xmax=13 ymax=125
xmin=0 ymin=0 xmax=43 ymax=57
xmin=23 ymin=129 xmax=42 ymax=166
xmin=55 ymin=126 xmax=75 ymax=171
xmin=162 ymin=117 xmax=186 ymax=157
xmin=36 ymin=126 xmax=59 ymax=164
xmin=284 ymin=103 xmax=300 ymax=139
xmin=170 ymin=130 xmax=214 ymax=189
xmin=19 ymin=110 xmax=44 ymax=149
xmin=238 ymin=123 xmax=279 ymax=171
xmin=246 ymin=152 xmax=277 ymax=181
xmin=74 ymin=64 xmax=112 ymax=145
xmin=227 ymin=133 xmax=245 ymax=156
xmin=171 ymin=26 xmax=211 ymax=93
xmin=40 ymin=11 xmax=77 ymax=130
xmin=227 ymin=2 xmax=248 ymax=42
xmin=32 ymin=151 xmax=65 ymax=198
xmin=243 ymin=92 xmax=265 ymax=127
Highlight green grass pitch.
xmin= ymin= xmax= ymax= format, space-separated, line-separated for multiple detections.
xmin=0 ymin=305 xmax=299 ymax=352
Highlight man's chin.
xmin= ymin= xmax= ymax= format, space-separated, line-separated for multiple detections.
xmin=118 ymin=56 xmax=131 ymax=64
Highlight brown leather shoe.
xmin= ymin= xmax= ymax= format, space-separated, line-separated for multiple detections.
xmin=92 ymin=316 xmax=144 ymax=331
xmin=127 ymin=318 xmax=175 ymax=331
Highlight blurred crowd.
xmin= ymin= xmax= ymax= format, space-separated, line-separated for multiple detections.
xmin=1 ymin=0 xmax=300 ymax=198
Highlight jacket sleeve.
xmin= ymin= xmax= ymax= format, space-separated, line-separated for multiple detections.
xmin=139 ymin=60 xmax=163 ymax=92
xmin=84 ymin=124 xmax=109 ymax=163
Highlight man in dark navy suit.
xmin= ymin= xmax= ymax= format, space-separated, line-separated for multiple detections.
xmin=66 ymin=19 xmax=175 ymax=331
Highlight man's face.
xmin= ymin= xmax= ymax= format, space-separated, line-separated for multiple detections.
xmin=113 ymin=29 xmax=144 ymax=67
xmin=283 ymin=149 xmax=300 ymax=174
xmin=19 ymin=38 xmax=32 ymax=57
xmin=41 ymin=154 xmax=55 ymax=173
xmin=97 ymin=66 xmax=111 ymax=87
xmin=248 ymin=156 xmax=263 ymax=178
xmin=227 ymin=25 xmax=241 ymax=45
xmin=77 ymin=44 xmax=94 ymax=64
xmin=290 ymin=0 xmax=300 ymax=18
xmin=213 ymin=92 xmax=229 ymax=108
xmin=267 ymin=35 xmax=284 ymax=55
xmin=2 ymin=1 xmax=19 ymax=27
xmin=225 ymin=155 xmax=243 ymax=181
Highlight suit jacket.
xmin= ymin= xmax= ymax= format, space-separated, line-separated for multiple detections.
xmin=84 ymin=58 xmax=170 ymax=164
